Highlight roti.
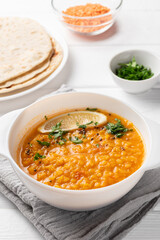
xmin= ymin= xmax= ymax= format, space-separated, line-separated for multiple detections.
xmin=0 ymin=40 xmax=63 ymax=93
xmin=0 ymin=17 xmax=52 ymax=83
xmin=0 ymin=47 xmax=54 ymax=89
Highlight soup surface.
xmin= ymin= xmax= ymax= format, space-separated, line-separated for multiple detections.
xmin=19 ymin=109 xmax=145 ymax=190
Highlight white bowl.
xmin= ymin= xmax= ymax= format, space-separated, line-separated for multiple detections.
xmin=0 ymin=92 xmax=160 ymax=211
xmin=109 ymin=50 xmax=160 ymax=94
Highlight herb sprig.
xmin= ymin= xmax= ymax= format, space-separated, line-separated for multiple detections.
xmin=76 ymin=121 xmax=94 ymax=129
xmin=69 ymin=136 xmax=83 ymax=144
xmin=34 ymin=153 xmax=46 ymax=161
xmin=116 ymin=57 xmax=154 ymax=80
xmin=106 ymin=118 xmax=132 ymax=138
xmin=58 ymin=140 xmax=65 ymax=146
xmin=37 ymin=140 xmax=50 ymax=147
xmin=48 ymin=121 xmax=67 ymax=140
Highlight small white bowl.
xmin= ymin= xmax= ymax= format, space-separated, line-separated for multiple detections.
xmin=109 ymin=50 xmax=160 ymax=94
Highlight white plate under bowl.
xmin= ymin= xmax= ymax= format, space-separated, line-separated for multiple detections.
xmin=0 ymin=32 xmax=68 ymax=102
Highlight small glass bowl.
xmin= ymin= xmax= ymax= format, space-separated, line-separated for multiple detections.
xmin=51 ymin=0 xmax=123 ymax=35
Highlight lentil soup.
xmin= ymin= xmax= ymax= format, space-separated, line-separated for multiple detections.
xmin=19 ymin=109 xmax=145 ymax=190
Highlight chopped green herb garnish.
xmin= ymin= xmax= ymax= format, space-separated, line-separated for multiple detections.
xmin=95 ymin=122 xmax=98 ymax=126
xmin=48 ymin=121 xmax=67 ymax=140
xmin=115 ymin=133 xmax=124 ymax=138
xmin=61 ymin=138 xmax=67 ymax=142
xmin=96 ymin=144 xmax=99 ymax=148
xmin=76 ymin=121 xmax=94 ymax=129
xmin=51 ymin=121 xmax=62 ymax=132
xmin=34 ymin=153 xmax=46 ymax=161
xmin=29 ymin=143 xmax=32 ymax=147
xmin=116 ymin=57 xmax=154 ymax=80
xmin=37 ymin=140 xmax=50 ymax=147
xmin=48 ymin=134 xmax=52 ymax=139
xmin=69 ymin=136 xmax=83 ymax=144
xmin=44 ymin=115 xmax=48 ymax=120
xmin=106 ymin=118 xmax=132 ymax=138
xmin=76 ymin=123 xmax=86 ymax=129
xmin=86 ymin=108 xmax=97 ymax=111
xmin=82 ymin=135 xmax=86 ymax=139
xmin=87 ymin=121 xmax=94 ymax=125
xmin=57 ymin=138 xmax=67 ymax=145
xmin=52 ymin=130 xmax=65 ymax=139
xmin=58 ymin=141 xmax=65 ymax=146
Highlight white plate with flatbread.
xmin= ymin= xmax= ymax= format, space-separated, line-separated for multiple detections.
xmin=0 ymin=28 xmax=68 ymax=101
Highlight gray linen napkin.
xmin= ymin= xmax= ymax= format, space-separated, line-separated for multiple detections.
xmin=0 ymin=85 xmax=160 ymax=240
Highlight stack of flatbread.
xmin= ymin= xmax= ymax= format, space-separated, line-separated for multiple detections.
xmin=0 ymin=17 xmax=63 ymax=94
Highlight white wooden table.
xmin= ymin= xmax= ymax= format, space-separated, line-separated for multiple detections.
xmin=0 ymin=0 xmax=160 ymax=239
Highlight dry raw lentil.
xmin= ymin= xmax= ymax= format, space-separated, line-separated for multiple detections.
xmin=62 ymin=3 xmax=112 ymax=33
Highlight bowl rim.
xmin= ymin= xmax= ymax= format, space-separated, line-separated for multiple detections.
xmin=7 ymin=91 xmax=151 ymax=194
xmin=51 ymin=0 xmax=123 ymax=20
xmin=62 ymin=19 xmax=113 ymax=28
xmin=109 ymin=49 xmax=160 ymax=83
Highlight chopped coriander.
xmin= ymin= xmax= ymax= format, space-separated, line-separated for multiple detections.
xmin=95 ymin=122 xmax=98 ymax=126
xmin=61 ymin=138 xmax=67 ymax=142
xmin=34 ymin=153 xmax=46 ymax=161
xmin=44 ymin=115 xmax=48 ymax=120
xmin=48 ymin=134 xmax=52 ymax=139
xmin=51 ymin=121 xmax=62 ymax=132
xmin=52 ymin=130 xmax=65 ymax=139
xmin=48 ymin=121 xmax=67 ymax=140
xmin=58 ymin=141 xmax=65 ymax=146
xmin=29 ymin=143 xmax=32 ymax=147
xmin=106 ymin=118 xmax=132 ymax=138
xmin=82 ymin=135 xmax=86 ymax=139
xmin=57 ymin=138 xmax=67 ymax=145
xmin=116 ymin=133 xmax=124 ymax=138
xmin=96 ymin=144 xmax=99 ymax=148
xmin=76 ymin=123 xmax=86 ymax=129
xmin=76 ymin=121 xmax=94 ymax=129
xmin=86 ymin=108 xmax=97 ymax=111
xmin=116 ymin=57 xmax=154 ymax=80
xmin=37 ymin=140 xmax=50 ymax=147
xmin=69 ymin=136 xmax=83 ymax=144
xmin=87 ymin=121 xmax=94 ymax=125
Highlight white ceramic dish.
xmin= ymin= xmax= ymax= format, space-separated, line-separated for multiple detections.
xmin=109 ymin=50 xmax=160 ymax=94
xmin=0 ymin=32 xmax=68 ymax=102
xmin=0 ymin=92 xmax=159 ymax=211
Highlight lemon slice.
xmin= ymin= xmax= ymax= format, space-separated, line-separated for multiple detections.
xmin=38 ymin=111 xmax=107 ymax=133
